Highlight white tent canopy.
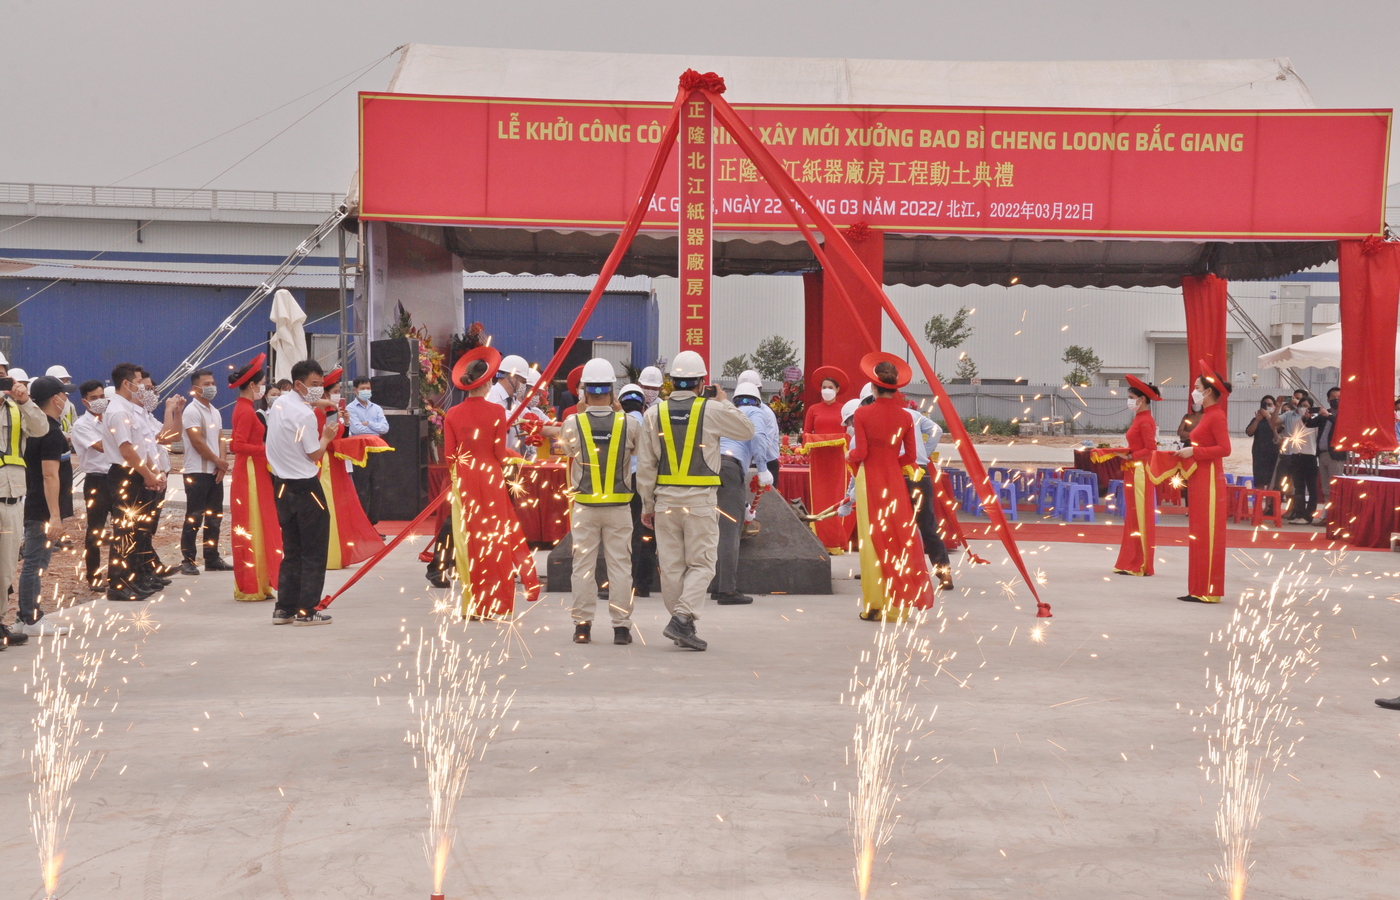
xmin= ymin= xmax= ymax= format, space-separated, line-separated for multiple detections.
xmin=1258 ymin=323 xmax=1400 ymax=373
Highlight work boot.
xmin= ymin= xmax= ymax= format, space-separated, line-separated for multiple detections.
xmin=179 ymin=561 xmax=200 ymax=577
xmin=573 ymin=623 xmax=591 ymax=644
xmin=934 ymin=566 xmax=954 ymax=591
xmin=663 ymin=615 xmax=707 ymax=651
xmin=613 ymin=626 xmax=632 ymax=645
xmin=1376 ymin=697 xmax=1400 ymax=711
xmin=204 ymin=557 xmax=233 ymax=571
xmin=712 ymin=591 xmax=753 ymax=605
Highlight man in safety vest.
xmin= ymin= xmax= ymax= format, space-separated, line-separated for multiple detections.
xmin=560 ymin=358 xmax=639 ymax=646
xmin=0 ymin=371 xmax=49 ymax=645
xmin=636 ymin=350 xmax=754 ymax=651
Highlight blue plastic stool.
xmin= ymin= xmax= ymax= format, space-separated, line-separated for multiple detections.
xmin=962 ymin=484 xmax=984 ymax=516
xmin=1235 ymin=475 xmax=1254 ymax=489
xmin=1224 ymin=473 xmax=1236 ymax=485
xmin=1063 ymin=483 xmax=1096 ymax=522
xmin=1106 ymin=479 xmax=1125 ymax=514
xmin=988 ymin=466 xmax=1012 ymax=484
xmin=1036 ymin=476 xmax=1061 ymax=516
xmin=995 ymin=481 xmax=1020 ymax=521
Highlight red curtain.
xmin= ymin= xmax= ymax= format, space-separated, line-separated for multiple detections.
xmin=1182 ymin=273 xmax=1229 ymax=397
xmin=1336 ymin=238 xmax=1400 ymax=453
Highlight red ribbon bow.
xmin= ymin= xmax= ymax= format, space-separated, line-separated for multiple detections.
xmin=845 ymin=221 xmax=871 ymax=243
xmin=679 ymin=69 xmax=726 ymax=93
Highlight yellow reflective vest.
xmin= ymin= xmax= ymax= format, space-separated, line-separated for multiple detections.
xmin=572 ymin=411 xmax=633 ymax=506
xmin=656 ymin=397 xmax=720 ymax=486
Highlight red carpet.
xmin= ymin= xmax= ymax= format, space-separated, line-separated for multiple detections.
xmin=952 ymin=517 xmax=1380 ymax=551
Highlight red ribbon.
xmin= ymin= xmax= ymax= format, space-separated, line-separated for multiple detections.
xmin=845 ymin=221 xmax=871 ymax=243
xmin=679 ymin=69 xmax=726 ymax=93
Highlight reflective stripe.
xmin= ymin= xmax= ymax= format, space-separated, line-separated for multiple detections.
xmin=657 ymin=398 xmax=720 ymax=486
xmin=0 ymin=402 xmax=22 ymax=467
xmin=574 ymin=412 xmax=633 ymax=505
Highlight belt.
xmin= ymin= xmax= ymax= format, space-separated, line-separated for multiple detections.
xmin=0 ymin=497 xmax=18 ymax=504
xmin=278 ymin=476 xmax=320 ymax=490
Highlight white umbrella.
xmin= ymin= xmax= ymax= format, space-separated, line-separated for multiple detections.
xmin=1258 ymin=323 xmax=1400 ymax=373
xmin=269 ymin=289 xmax=308 ymax=383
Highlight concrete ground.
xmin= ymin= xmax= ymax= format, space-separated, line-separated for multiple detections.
xmin=2 ymin=535 xmax=1398 ymax=900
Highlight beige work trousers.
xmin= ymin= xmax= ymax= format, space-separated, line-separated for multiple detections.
xmin=570 ymin=504 xmax=634 ymax=626
xmin=652 ymin=502 xmax=719 ymax=621
xmin=0 ymin=500 xmax=23 ymax=625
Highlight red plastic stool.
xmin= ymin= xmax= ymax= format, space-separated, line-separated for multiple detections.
xmin=1226 ymin=484 xmax=1248 ymax=523
xmin=1244 ymin=489 xmax=1283 ymax=527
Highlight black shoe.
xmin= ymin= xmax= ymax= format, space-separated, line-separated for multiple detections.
xmin=0 ymin=622 xmax=28 ymax=647
xmin=662 ymin=615 xmax=707 ymax=651
xmin=106 ymin=588 xmax=142 ymax=602
xmin=1376 ymin=697 xmax=1400 ymax=711
xmin=573 ymin=623 xmax=591 ymax=644
xmin=153 ymin=563 xmax=179 ymax=577
xmin=135 ymin=579 xmax=165 ymax=595
xmin=713 ymin=592 xmax=753 ymax=605
xmin=934 ymin=566 xmax=954 ymax=591
xmin=1177 ymin=595 xmax=1219 ymax=603
xmin=597 ymin=590 xmax=609 ymax=601
xmin=613 ymin=626 xmax=632 ymax=645
xmin=179 ymin=562 xmax=200 ymax=577
xmin=634 ymin=588 xmax=650 ymax=598
xmin=427 ymin=571 xmax=450 ymax=589
xmin=203 ymin=557 xmax=233 ymax=571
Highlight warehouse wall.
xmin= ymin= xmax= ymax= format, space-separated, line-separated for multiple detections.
xmin=463 ymin=289 xmax=658 ymax=371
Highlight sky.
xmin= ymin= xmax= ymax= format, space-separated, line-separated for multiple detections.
xmin=2 ymin=0 xmax=1398 ymax=193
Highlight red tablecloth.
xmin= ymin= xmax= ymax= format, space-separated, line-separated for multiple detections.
xmin=427 ymin=461 xmax=570 ymax=545
xmin=1326 ymin=476 xmax=1400 ymax=549
xmin=1073 ymin=448 xmax=1123 ymax=494
xmin=777 ymin=464 xmax=812 ymax=511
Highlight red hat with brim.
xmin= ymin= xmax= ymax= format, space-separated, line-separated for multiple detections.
xmin=1197 ymin=359 xmax=1232 ymax=396
xmin=566 ymin=365 xmax=585 ymax=395
xmin=323 ymin=367 xmax=344 ymax=388
xmin=811 ymin=365 xmax=848 ymax=391
xmin=453 ymin=346 xmax=502 ymax=392
xmin=230 ymin=353 xmax=266 ymax=389
xmin=859 ymin=351 xmax=913 ymax=391
xmin=1124 ymin=374 xmax=1161 ymax=402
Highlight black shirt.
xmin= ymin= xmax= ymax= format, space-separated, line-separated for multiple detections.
xmin=24 ymin=414 xmax=73 ymax=522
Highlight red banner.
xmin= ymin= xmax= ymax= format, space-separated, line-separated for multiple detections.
xmin=359 ymin=92 xmax=1391 ymax=240
xmin=679 ymin=92 xmax=713 ymax=369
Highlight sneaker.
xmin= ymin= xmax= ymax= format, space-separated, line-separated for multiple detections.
xmin=0 ymin=622 xmax=28 ymax=647
xmin=713 ymin=591 xmax=753 ymax=605
xmin=179 ymin=562 xmax=200 ymax=577
xmin=573 ymin=623 xmax=591 ymax=644
xmin=662 ymin=614 xmax=707 ymax=651
xmin=293 ymin=611 xmax=333 ymax=626
xmin=272 ymin=609 xmax=296 ymax=625
xmin=21 ymin=619 xmax=69 ymax=637
xmin=613 ymin=626 xmax=632 ymax=645
xmin=203 ymin=557 xmax=233 ymax=571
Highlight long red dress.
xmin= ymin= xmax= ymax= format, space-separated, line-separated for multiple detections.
xmin=1113 ymin=409 xmax=1158 ymax=576
xmin=314 ymin=411 xmax=388 ymax=569
xmin=803 ymin=400 xmax=854 ymax=551
xmin=443 ymin=397 xmax=542 ymax=617
xmin=1185 ymin=403 xmax=1231 ymax=602
xmin=848 ymin=396 xmax=932 ymax=620
xmin=229 ymin=396 xmax=281 ymax=600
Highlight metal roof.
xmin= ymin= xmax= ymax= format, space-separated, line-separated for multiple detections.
xmin=462 ymin=273 xmax=651 ymax=293
xmin=0 ymin=262 xmax=341 ymax=290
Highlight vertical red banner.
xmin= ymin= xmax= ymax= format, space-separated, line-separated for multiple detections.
xmin=679 ymin=92 xmax=713 ymax=371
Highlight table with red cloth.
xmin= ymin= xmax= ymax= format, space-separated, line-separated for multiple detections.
xmin=427 ymin=461 xmax=570 ymax=545
xmin=1326 ymin=475 xmax=1400 ymax=548
xmin=1073 ymin=448 xmax=1123 ymax=494
xmin=777 ymin=464 xmax=813 ymax=510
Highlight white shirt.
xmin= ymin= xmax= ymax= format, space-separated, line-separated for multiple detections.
xmin=486 ymin=381 xmax=512 ymax=408
xmin=134 ymin=407 xmax=166 ymax=472
xmin=265 ymin=390 xmax=321 ymax=480
xmin=101 ymin=394 xmax=144 ymax=469
xmin=182 ymin=398 xmax=224 ymax=475
xmin=906 ymin=408 xmax=941 ymax=467
xmin=71 ymin=413 xmax=109 ymax=475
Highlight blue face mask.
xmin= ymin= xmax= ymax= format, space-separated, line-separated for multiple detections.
xmin=356 ymin=390 xmax=372 ymax=403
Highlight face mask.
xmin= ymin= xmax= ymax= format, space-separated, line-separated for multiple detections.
xmin=87 ymin=398 xmax=109 ymax=416
xmin=1191 ymin=389 xmax=1205 ymax=406
xmin=200 ymin=385 xmax=217 ymax=401
xmin=139 ymin=387 xmax=158 ymax=412
xmin=329 ymin=392 xmax=341 ymax=404
xmin=1126 ymin=397 xmax=1139 ymax=411
xmin=254 ymin=385 xmax=266 ymax=400
xmin=641 ymin=387 xmax=659 ymax=405
xmin=357 ymin=390 xmax=372 ymax=403
xmin=513 ymin=382 xmax=529 ymax=401
xmin=821 ymin=387 xmax=837 ymax=403
xmin=1263 ymin=404 xmax=1274 ymax=413
xmin=304 ymin=386 xmax=324 ymax=403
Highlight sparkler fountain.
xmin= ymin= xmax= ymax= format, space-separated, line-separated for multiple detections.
xmin=1204 ymin=565 xmax=1321 ymax=900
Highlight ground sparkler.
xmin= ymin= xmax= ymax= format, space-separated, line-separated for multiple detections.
xmin=1204 ymin=565 xmax=1321 ymax=900
xmin=409 ymin=600 xmax=514 ymax=899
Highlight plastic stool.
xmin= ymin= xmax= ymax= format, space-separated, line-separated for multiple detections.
xmin=1063 ymin=483 xmax=1096 ymax=522
xmin=1224 ymin=473 xmax=1236 ymax=485
xmin=1244 ymin=489 xmax=1283 ymax=527
xmin=1235 ymin=475 xmax=1254 ymax=489
xmin=1106 ymin=479 xmax=1125 ymax=515
xmin=1036 ymin=476 xmax=1061 ymax=516
xmin=995 ymin=481 xmax=1020 ymax=521
xmin=1226 ymin=484 xmax=1248 ymax=523
xmin=961 ymin=484 xmax=983 ymax=516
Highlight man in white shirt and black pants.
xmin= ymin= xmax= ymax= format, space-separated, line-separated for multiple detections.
xmin=180 ymin=368 xmax=231 ymax=575
xmin=265 ymin=359 xmax=340 ymax=626
xmin=102 ymin=363 xmax=167 ymax=602
xmin=70 ymin=380 xmax=111 ymax=590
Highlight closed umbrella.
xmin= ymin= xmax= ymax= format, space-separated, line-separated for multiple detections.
xmin=269 ymin=289 xmax=308 ymax=383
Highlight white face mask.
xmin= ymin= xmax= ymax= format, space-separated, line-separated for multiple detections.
xmin=87 ymin=398 xmax=109 ymax=416
xmin=138 ymin=387 xmax=158 ymax=412
xmin=304 ymin=386 xmax=324 ymax=403
xmin=1191 ymin=389 xmax=1205 ymax=406
xmin=641 ymin=387 xmax=659 ymax=404
xmin=821 ymin=387 xmax=837 ymax=403
xmin=200 ymin=385 xmax=218 ymax=401
xmin=1126 ymin=397 xmax=1139 ymax=412
xmin=254 ymin=384 xmax=266 ymax=400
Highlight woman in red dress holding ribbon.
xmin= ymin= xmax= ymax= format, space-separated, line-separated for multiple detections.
xmin=1177 ymin=365 xmax=1232 ymax=603
xmin=443 ymin=347 xmax=542 ymax=618
xmin=803 ymin=365 xmax=854 ymax=553
xmin=1112 ymin=375 xmax=1161 ymax=577
xmin=227 ymin=354 xmax=281 ymax=601
xmin=312 ymin=368 xmax=389 ymax=569
xmin=848 ymin=353 xmax=932 ymax=621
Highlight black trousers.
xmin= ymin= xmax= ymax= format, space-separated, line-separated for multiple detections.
xmin=629 ymin=477 xmax=658 ymax=593
xmin=136 ymin=486 xmax=166 ymax=576
xmin=351 ymin=454 xmax=379 ymax=524
xmin=107 ymin=464 xmax=154 ymax=592
xmin=83 ymin=472 xmax=112 ymax=583
xmin=274 ymin=477 xmax=330 ymax=615
xmin=181 ymin=473 xmax=225 ymax=563
xmin=1280 ymin=454 xmax=1318 ymax=519
xmin=906 ymin=473 xmax=951 ymax=568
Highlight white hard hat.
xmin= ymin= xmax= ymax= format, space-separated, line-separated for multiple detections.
xmin=619 ymin=383 xmax=644 ymax=399
xmin=9 ymin=367 xmax=30 ymax=384
xmin=0 ymin=352 xmax=8 ymax=367
xmin=737 ymin=369 xmax=762 ymax=386
xmin=581 ymin=357 xmax=617 ymax=386
xmin=45 ymin=365 xmax=70 ymax=380
xmin=734 ymin=382 xmax=762 ymax=400
xmin=638 ymin=365 xmax=664 ymax=388
xmin=841 ymin=399 xmax=861 ymax=422
xmin=498 ymin=354 xmax=529 ymax=378
xmin=669 ymin=350 xmax=707 ymax=379
xmin=104 ymin=386 xmax=116 ymax=398
xmin=522 ymin=368 xmax=541 ymax=387
xmin=859 ymin=382 xmax=873 ymax=400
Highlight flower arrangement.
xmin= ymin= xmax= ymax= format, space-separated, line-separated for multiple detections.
xmin=767 ymin=378 xmax=805 ymax=435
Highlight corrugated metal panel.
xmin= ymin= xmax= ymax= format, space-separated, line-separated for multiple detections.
xmin=462 ymin=290 xmax=657 ymax=371
xmin=0 ymin=264 xmax=341 ymax=289
xmin=0 ymin=214 xmax=344 ymax=262
xmin=463 ymin=273 xmax=650 ymax=293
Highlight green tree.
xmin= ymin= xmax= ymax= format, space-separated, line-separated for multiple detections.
xmin=721 ymin=354 xmax=751 ymax=378
xmin=923 ymin=307 xmax=974 ymax=378
xmin=954 ymin=354 xmax=979 ymax=381
xmin=1062 ymin=345 xmax=1103 ymax=385
xmin=749 ymin=335 xmax=801 ymax=382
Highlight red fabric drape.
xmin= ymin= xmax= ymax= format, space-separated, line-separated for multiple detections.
xmin=1336 ymin=238 xmax=1400 ymax=454
xmin=1182 ymin=274 xmax=1228 ymax=396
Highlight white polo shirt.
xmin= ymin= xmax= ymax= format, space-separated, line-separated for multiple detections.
xmin=265 ymin=390 xmax=321 ymax=480
xmin=101 ymin=393 xmax=144 ymax=469
xmin=70 ymin=413 xmax=109 ymax=475
xmin=181 ymin=398 xmax=224 ymax=475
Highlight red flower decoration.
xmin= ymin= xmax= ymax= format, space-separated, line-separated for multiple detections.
xmin=845 ymin=221 xmax=871 ymax=243
xmin=1354 ymin=439 xmax=1380 ymax=460
xmin=1362 ymin=234 xmax=1388 ymax=255
xmin=679 ymin=69 xmax=726 ymax=94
